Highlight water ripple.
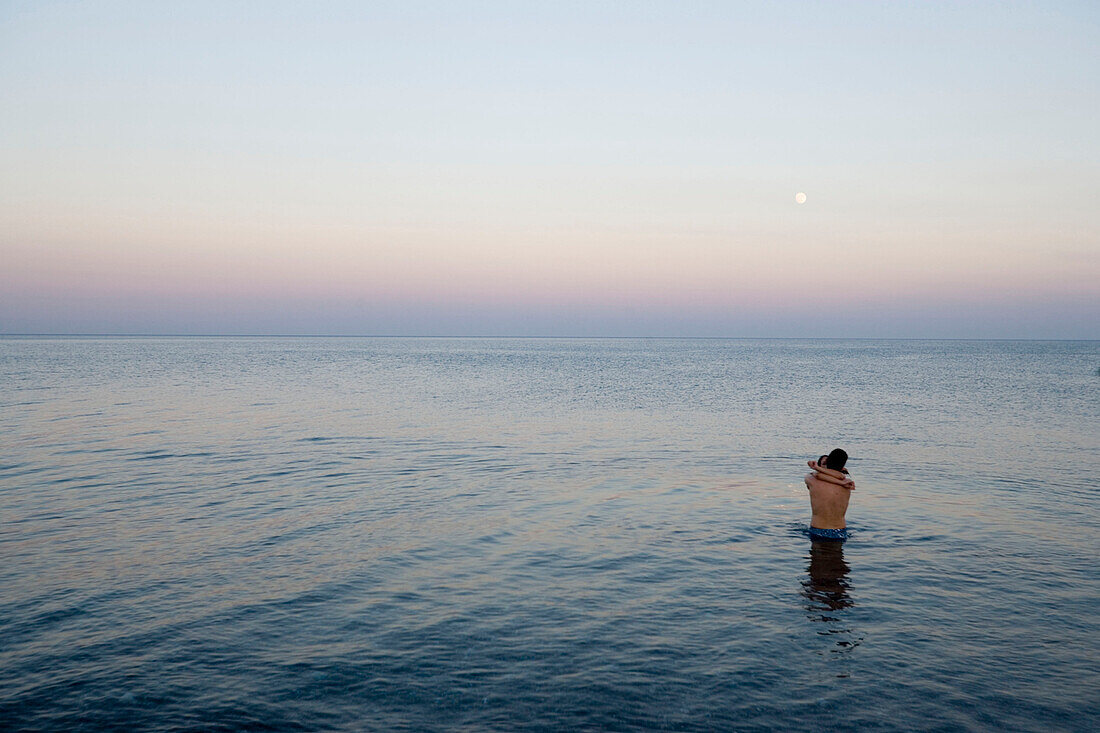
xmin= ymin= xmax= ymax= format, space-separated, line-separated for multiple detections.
xmin=0 ymin=337 xmax=1097 ymax=731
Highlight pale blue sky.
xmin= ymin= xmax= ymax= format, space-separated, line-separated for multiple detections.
xmin=1 ymin=1 xmax=1098 ymax=336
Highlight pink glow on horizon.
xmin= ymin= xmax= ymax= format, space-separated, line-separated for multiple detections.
xmin=3 ymin=238 xmax=1092 ymax=311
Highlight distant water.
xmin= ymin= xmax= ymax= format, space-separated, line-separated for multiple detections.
xmin=1 ymin=337 xmax=1097 ymax=731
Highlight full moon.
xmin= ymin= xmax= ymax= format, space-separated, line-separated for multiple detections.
xmin=795 ymin=192 xmax=807 ymax=204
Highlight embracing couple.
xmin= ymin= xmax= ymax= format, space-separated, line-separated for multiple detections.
xmin=804 ymin=448 xmax=853 ymax=541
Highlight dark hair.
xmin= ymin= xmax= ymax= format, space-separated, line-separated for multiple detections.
xmin=818 ymin=454 xmax=828 ymax=466
xmin=826 ymin=448 xmax=848 ymax=471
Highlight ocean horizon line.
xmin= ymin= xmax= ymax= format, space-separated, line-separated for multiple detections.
xmin=2 ymin=333 xmax=1097 ymax=342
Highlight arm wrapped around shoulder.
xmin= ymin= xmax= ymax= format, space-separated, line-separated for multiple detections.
xmin=808 ymin=460 xmax=855 ymax=489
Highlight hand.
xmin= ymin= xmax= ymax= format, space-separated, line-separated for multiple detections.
xmin=832 ymin=472 xmax=855 ymax=490
xmin=826 ymin=474 xmax=855 ymax=490
xmin=808 ymin=458 xmax=855 ymax=489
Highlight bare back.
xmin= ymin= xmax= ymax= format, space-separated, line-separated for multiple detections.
xmin=804 ymin=473 xmax=852 ymax=529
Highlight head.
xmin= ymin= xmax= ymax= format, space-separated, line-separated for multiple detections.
xmin=824 ymin=448 xmax=848 ymax=471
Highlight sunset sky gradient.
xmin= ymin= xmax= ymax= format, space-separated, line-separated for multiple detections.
xmin=2 ymin=1 xmax=1097 ymax=336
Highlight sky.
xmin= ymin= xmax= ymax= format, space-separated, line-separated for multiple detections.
xmin=1 ymin=0 xmax=1098 ymax=337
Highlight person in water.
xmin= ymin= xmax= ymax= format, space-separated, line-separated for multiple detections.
xmin=804 ymin=448 xmax=853 ymax=541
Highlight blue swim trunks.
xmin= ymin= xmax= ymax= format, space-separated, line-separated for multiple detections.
xmin=808 ymin=526 xmax=848 ymax=542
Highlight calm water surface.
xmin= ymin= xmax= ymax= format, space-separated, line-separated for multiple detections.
xmin=1 ymin=338 xmax=1097 ymax=731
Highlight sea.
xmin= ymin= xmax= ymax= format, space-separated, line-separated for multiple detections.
xmin=1 ymin=337 xmax=1097 ymax=731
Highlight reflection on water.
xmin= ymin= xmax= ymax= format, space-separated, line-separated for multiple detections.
xmin=2 ymin=338 xmax=1098 ymax=731
xmin=801 ymin=540 xmax=862 ymax=657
